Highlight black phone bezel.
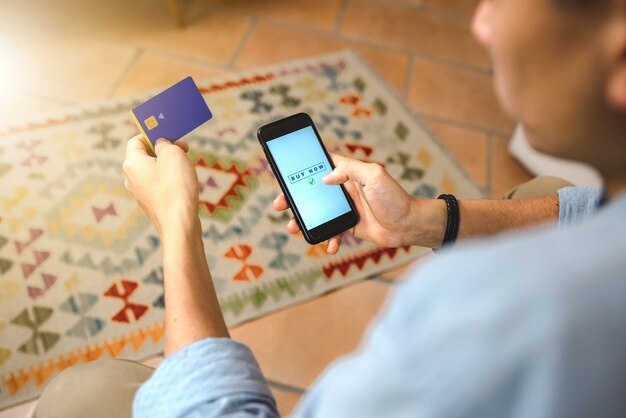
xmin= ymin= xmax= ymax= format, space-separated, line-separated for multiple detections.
xmin=257 ymin=113 xmax=359 ymax=245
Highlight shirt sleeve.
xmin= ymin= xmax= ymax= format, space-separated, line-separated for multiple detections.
xmin=558 ymin=186 xmax=603 ymax=226
xmin=133 ymin=338 xmax=279 ymax=418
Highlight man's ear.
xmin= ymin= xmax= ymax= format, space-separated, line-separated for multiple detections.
xmin=472 ymin=0 xmax=494 ymax=47
xmin=607 ymin=52 xmax=626 ymax=111
xmin=606 ymin=10 xmax=626 ymax=112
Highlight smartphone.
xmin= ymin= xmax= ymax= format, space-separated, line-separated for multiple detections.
xmin=257 ymin=113 xmax=359 ymax=245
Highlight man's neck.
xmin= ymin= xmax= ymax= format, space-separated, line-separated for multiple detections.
xmin=602 ymin=172 xmax=626 ymax=200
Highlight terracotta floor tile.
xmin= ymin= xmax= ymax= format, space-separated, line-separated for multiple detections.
xmin=349 ymin=48 xmax=410 ymax=95
xmin=424 ymin=119 xmax=489 ymax=187
xmin=379 ymin=251 xmax=438 ymax=281
xmin=408 ymin=57 xmax=514 ymax=134
xmin=1 ymin=32 xmax=137 ymax=103
xmin=490 ymin=134 xmax=533 ymax=197
xmin=393 ymin=0 xmax=479 ymax=17
xmin=423 ymin=0 xmax=480 ymax=17
xmin=127 ymin=13 xmax=250 ymax=65
xmin=61 ymin=0 xmax=251 ymax=65
xmin=0 ymin=0 xmax=249 ymax=63
xmin=393 ymin=0 xmax=423 ymax=6
xmin=211 ymin=0 xmax=345 ymax=32
xmin=271 ymin=387 xmax=302 ymax=416
xmin=235 ymin=21 xmax=409 ymax=94
xmin=112 ymin=51 xmax=232 ymax=98
xmin=230 ymin=280 xmax=391 ymax=388
xmin=0 ymin=0 xmax=74 ymax=34
xmin=378 ymin=261 xmax=412 ymax=281
xmin=341 ymin=0 xmax=488 ymax=68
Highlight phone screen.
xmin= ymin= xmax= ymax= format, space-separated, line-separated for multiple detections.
xmin=266 ymin=126 xmax=352 ymax=230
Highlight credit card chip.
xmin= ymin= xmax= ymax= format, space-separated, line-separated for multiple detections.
xmin=144 ymin=116 xmax=159 ymax=130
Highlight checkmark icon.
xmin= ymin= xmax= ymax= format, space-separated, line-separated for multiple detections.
xmin=308 ymin=178 xmax=315 ymax=185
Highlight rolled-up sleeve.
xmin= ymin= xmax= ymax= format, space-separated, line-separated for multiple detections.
xmin=133 ymin=338 xmax=279 ymax=418
xmin=558 ymin=186 xmax=603 ymax=226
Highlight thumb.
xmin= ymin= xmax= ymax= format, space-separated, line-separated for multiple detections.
xmin=126 ymin=134 xmax=150 ymax=159
xmin=154 ymin=138 xmax=174 ymax=156
xmin=323 ymin=155 xmax=381 ymax=186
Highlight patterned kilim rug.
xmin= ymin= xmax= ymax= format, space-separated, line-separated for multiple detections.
xmin=0 ymin=50 xmax=483 ymax=409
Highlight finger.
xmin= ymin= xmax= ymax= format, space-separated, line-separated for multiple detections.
xmin=174 ymin=141 xmax=190 ymax=153
xmin=273 ymin=194 xmax=290 ymax=211
xmin=155 ymin=138 xmax=171 ymax=155
xmin=126 ymin=134 xmax=150 ymax=159
xmin=323 ymin=156 xmax=381 ymax=186
xmin=287 ymin=218 xmax=300 ymax=234
xmin=154 ymin=138 xmax=179 ymax=157
xmin=328 ymin=152 xmax=349 ymax=166
xmin=326 ymin=234 xmax=342 ymax=255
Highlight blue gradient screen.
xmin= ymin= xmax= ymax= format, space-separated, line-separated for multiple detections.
xmin=267 ymin=126 xmax=352 ymax=230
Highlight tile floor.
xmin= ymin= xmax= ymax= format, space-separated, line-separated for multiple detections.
xmin=0 ymin=0 xmax=532 ymax=415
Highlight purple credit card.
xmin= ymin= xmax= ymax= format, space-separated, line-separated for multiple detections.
xmin=130 ymin=76 xmax=212 ymax=152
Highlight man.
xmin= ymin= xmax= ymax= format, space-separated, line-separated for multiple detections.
xmin=34 ymin=0 xmax=626 ymax=417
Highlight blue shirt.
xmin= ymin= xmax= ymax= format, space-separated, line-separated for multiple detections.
xmin=134 ymin=187 xmax=626 ymax=418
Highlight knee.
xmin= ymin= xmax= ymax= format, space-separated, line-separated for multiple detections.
xmin=34 ymin=360 xmax=152 ymax=418
xmin=35 ymin=361 xmax=106 ymax=418
xmin=505 ymin=176 xmax=574 ymax=200
xmin=44 ymin=359 xmax=123 ymax=394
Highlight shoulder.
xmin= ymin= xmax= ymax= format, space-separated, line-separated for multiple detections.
xmin=373 ymin=204 xmax=626 ymax=415
xmin=295 ymin=200 xmax=626 ymax=418
xmin=380 ymin=197 xmax=626 ymax=365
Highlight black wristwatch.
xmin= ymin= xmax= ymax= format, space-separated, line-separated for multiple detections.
xmin=433 ymin=194 xmax=459 ymax=252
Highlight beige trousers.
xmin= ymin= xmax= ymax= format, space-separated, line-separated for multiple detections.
xmin=503 ymin=175 xmax=572 ymax=200
xmin=33 ymin=359 xmax=153 ymax=418
xmin=33 ymin=176 xmax=573 ymax=418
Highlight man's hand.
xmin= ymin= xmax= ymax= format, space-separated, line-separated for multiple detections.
xmin=123 ymin=134 xmax=229 ymax=354
xmin=274 ymin=153 xmax=447 ymax=254
xmin=123 ymin=135 xmax=198 ymax=237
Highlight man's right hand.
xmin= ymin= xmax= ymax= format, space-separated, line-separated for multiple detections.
xmin=273 ymin=153 xmax=447 ymax=254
